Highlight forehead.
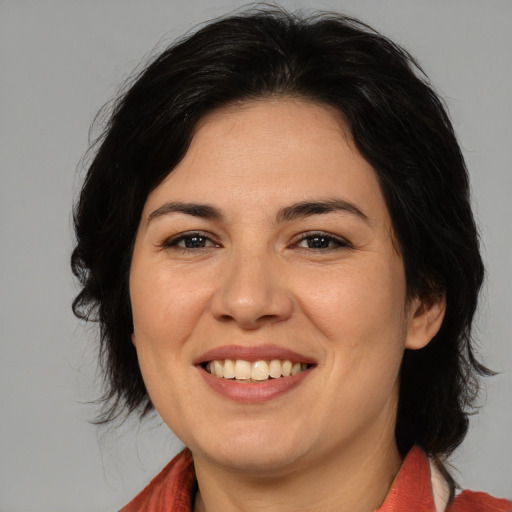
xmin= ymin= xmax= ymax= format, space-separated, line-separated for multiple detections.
xmin=143 ymin=98 xmax=389 ymax=226
xmin=184 ymin=98 xmax=355 ymax=178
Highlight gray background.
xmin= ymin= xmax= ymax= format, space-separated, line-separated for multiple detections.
xmin=1 ymin=1 xmax=511 ymax=511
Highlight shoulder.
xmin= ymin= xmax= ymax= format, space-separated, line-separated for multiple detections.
xmin=447 ymin=490 xmax=511 ymax=512
xmin=119 ymin=449 xmax=195 ymax=512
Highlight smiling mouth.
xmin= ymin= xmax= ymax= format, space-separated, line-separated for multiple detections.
xmin=203 ymin=359 xmax=311 ymax=382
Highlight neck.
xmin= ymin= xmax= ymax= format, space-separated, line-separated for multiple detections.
xmin=192 ymin=427 xmax=402 ymax=512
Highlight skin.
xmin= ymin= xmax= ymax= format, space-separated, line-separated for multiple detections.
xmin=129 ymin=99 xmax=445 ymax=512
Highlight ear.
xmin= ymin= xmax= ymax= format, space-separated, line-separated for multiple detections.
xmin=405 ymin=292 xmax=446 ymax=350
xmin=131 ymin=333 xmax=137 ymax=347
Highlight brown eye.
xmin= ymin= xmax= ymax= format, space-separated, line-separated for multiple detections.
xmin=163 ymin=232 xmax=218 ymax=250
xmin=295 ymin=232 xmax=351 ymax=250
xmin=182 ymin=235 xmax=208 ymax=248
xmin=306 ymin=236 xmax=332 ymax=249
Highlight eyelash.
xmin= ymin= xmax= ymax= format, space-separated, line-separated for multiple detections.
xmin=161 ymin=231 xmax=352 ymax=252
xmin=162 ymin=231 xmax=219 ymax=251
xmin=292 ymin=231 xmax=352 ymax=251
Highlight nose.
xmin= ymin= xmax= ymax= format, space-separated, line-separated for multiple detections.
xmin=209 ymin=249 xmax=294 ymax=330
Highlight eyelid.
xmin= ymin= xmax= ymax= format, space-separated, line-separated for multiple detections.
xmin=161 ymin=230 xmax=220 ymax=249
xmin=291 ymin=231 xmax=353 ymax=250
xmin=159 ymin=230 xmax=351 ymax=251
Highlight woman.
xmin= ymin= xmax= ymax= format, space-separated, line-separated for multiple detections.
xmin=71 ymin=7 xmax=511 ymax=512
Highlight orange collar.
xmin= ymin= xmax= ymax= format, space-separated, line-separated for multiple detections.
xmin=377 ymin=445 xmax=438 ymax=511
xmin=120 ymin=446 xmax=511 ymax=512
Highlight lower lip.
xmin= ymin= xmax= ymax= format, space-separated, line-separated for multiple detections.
xmin=198 ymin=366 xmax=312 ymax=403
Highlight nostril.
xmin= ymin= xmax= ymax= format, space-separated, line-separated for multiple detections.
xmin=210 ymin=290 xmax=294 ymax=329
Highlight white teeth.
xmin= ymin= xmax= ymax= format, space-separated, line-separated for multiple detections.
xmin=269 ymin=359 xmax=282 ymax=378
xmin=213 ymin=360 xmax=224 ymax=378
xmin=282 ymin=360 xmax=292 ymax=377
xmin=223 ymin=359 xmax=235 ymax=379
xmin=291 ymin=362 xmax=302 ymax=375
xmin=234 ymin=360 xmax=252 ymax=380
xmin=251 ymin=360 xmax=270 ymax=381
xmin=205 ymin=359 xmax=309 ymax=380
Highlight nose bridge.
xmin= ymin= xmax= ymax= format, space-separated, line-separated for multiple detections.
xmin=210 ymin=239 xmax=292 ymax=328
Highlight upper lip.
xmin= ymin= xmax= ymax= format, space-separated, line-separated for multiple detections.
xmin=193 ymin=344 xmax=317 ymax=365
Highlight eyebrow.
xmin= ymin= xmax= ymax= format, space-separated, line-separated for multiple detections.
xmin=148 ymin=201 xmax=223 ymax=222
xmin=276 ymin=199 xmax=369 ymax=224
xmin=148 ymin=198 xmax=368 ymax=224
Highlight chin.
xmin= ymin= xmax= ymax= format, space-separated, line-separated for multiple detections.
xmin=189 ymin=422 xmax=314 ymax=475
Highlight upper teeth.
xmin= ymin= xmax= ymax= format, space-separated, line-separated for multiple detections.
xmin=205 ymin=359 xmax=308 ymax=381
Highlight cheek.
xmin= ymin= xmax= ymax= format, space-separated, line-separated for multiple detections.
xmin=299 ymin=261 xmax=407 ymax=345
xmin=300 ymin=259 xmax=408 ymax=402
xmin=129 ymin=263 xmax=205 ymax=417
xmin=130 ymin=260 xmax=213 ymax=344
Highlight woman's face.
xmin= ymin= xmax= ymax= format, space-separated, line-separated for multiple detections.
xmin=129 ymin=99 xmax=433 ymax=474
